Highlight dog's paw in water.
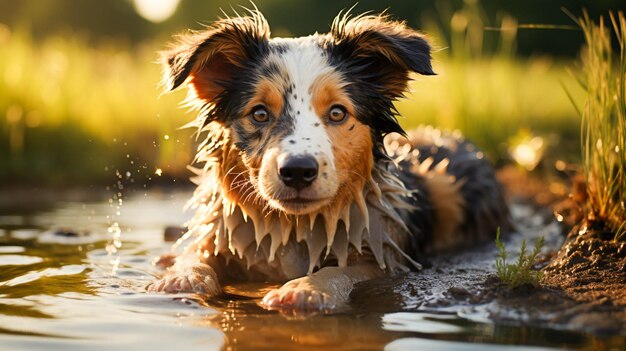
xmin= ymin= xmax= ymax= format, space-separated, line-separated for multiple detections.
xmin=261 ymin=277 xmax=338 ymax=312
xmin=146 ymin=263 xmax=221 ymax=295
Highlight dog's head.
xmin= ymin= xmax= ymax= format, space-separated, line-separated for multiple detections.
xmin=163 ymin=10 xmax=433 ymax=216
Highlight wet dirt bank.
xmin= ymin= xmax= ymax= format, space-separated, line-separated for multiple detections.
xmin=349 ymin=168 xmax=626 ymax=341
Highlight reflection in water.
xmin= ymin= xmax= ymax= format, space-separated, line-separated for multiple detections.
xmin=0 ymin=254 xmax=42 ymax=265
xmin=386 ymin=338 xmax=561 ymax=351
xmin=0 ymin=237 xmax=100 ymax=299
xmin=205 ymin=287 xmax=401 ymax=351
xmin=383 ymin=312 xmax=466 ymax=334
xmin=0 ymin=191 xmax=624 ymax=351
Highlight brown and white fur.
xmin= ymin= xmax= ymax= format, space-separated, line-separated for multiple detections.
xmin=147 ymin=10 xmax=509 ymax=311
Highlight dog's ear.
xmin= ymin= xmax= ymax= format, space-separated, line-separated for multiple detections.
xmin=161 ymin=12 xmax=270 ymax=103
xmin=329 ymin=13 xmax=434 ymax=99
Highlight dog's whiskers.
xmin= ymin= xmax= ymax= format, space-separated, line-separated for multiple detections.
xmin=223 ymin=165 xmax=239 ymax=178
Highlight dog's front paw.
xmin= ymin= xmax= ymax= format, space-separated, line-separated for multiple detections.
xmin=146 ymin=263 xmax=220 ymax=295
xmin=261 ymin=277 xmax=337 ymax=311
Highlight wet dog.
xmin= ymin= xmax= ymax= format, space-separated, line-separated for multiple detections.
xmin=147 ymin=9 xmax=509 ymax=311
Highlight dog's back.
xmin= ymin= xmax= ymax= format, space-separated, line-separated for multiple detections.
xmin=387 ymin=127 xmax=510 ymax=258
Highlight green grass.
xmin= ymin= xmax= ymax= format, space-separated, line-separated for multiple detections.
xmin=0 ymin=4 xmax=584 ymax=185
xmin=398 ymin=56 xmax=582 ymax=165
xmin=0 ymin=27 xmax=192 ymax=184
xmin=398 ymin=2 xmax=583 ymax=165
xmin=495 ymin=229 xmax=545 ymax=289
xmin=567 ymin=12 xmax=626 ymax=239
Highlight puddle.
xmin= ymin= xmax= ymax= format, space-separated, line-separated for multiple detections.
xmin=0 ymin=190 xmax=624 ymax=350
xmin=386 ymin=339 xmax=563 ymax=351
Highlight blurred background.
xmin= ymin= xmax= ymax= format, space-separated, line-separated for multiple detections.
xmin=0 ymin=0 xmax=624 ymax=188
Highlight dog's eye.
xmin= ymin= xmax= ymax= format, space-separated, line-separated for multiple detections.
xmin=251 ymin=105 xmax=270 ymax=124
xmin=328 ymin=105 xmax=347 ymax=123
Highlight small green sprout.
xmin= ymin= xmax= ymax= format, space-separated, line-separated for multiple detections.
xmin=495 ymin=228 xmax=545 ymax=288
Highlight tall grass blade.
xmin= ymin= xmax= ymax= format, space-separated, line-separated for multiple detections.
xmin=572 ymin=11 xmax=626 ymax=238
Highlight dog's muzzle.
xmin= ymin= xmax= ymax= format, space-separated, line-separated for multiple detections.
xmin=278 ymin=155 xmax=318 ymax=191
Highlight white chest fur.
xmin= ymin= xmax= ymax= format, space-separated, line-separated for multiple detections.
xmin=176 ymin=164 xmax=422 ymax=281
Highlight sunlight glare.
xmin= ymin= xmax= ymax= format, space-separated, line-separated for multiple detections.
xmin=510 ymin=136 xmax=544 ymax=171
xmin=132 ymin=0 xmax=180 ymax=23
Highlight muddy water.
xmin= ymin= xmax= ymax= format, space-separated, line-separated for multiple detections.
xmin=0 ymin=190 xmax=621 ymax=350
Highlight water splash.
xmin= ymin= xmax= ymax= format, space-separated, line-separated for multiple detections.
xmin=106 ymin=221 xmax=122 ymax=255
xmin=106 ymin=168 xmax=126 ymax=258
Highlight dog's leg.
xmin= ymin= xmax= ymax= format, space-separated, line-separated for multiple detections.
xmin=146 ymin=250 xmax=222 ymax=295
xmin=262 ymin=263 xmax=383 ymax=311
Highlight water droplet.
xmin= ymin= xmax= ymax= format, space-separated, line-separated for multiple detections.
xmin=164 ymin=134 xmax=170 ymax=140
xmin=106 ymin=222 xmax=122 ymax=255
xmin=155 ymin=168 xmax=163 ymax=176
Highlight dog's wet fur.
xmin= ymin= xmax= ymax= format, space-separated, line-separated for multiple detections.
xmin=147 ymin=9 xmax=509 ymax=312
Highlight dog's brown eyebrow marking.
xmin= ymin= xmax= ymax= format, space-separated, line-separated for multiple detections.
xmin=243 ymin=77 xmax=285 ymax=117
xmin=310 ymin=70 xmax=353 ymax=124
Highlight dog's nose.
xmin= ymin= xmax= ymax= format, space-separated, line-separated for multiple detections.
xmin=278 ymin=155 xmax=319 ymax=190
